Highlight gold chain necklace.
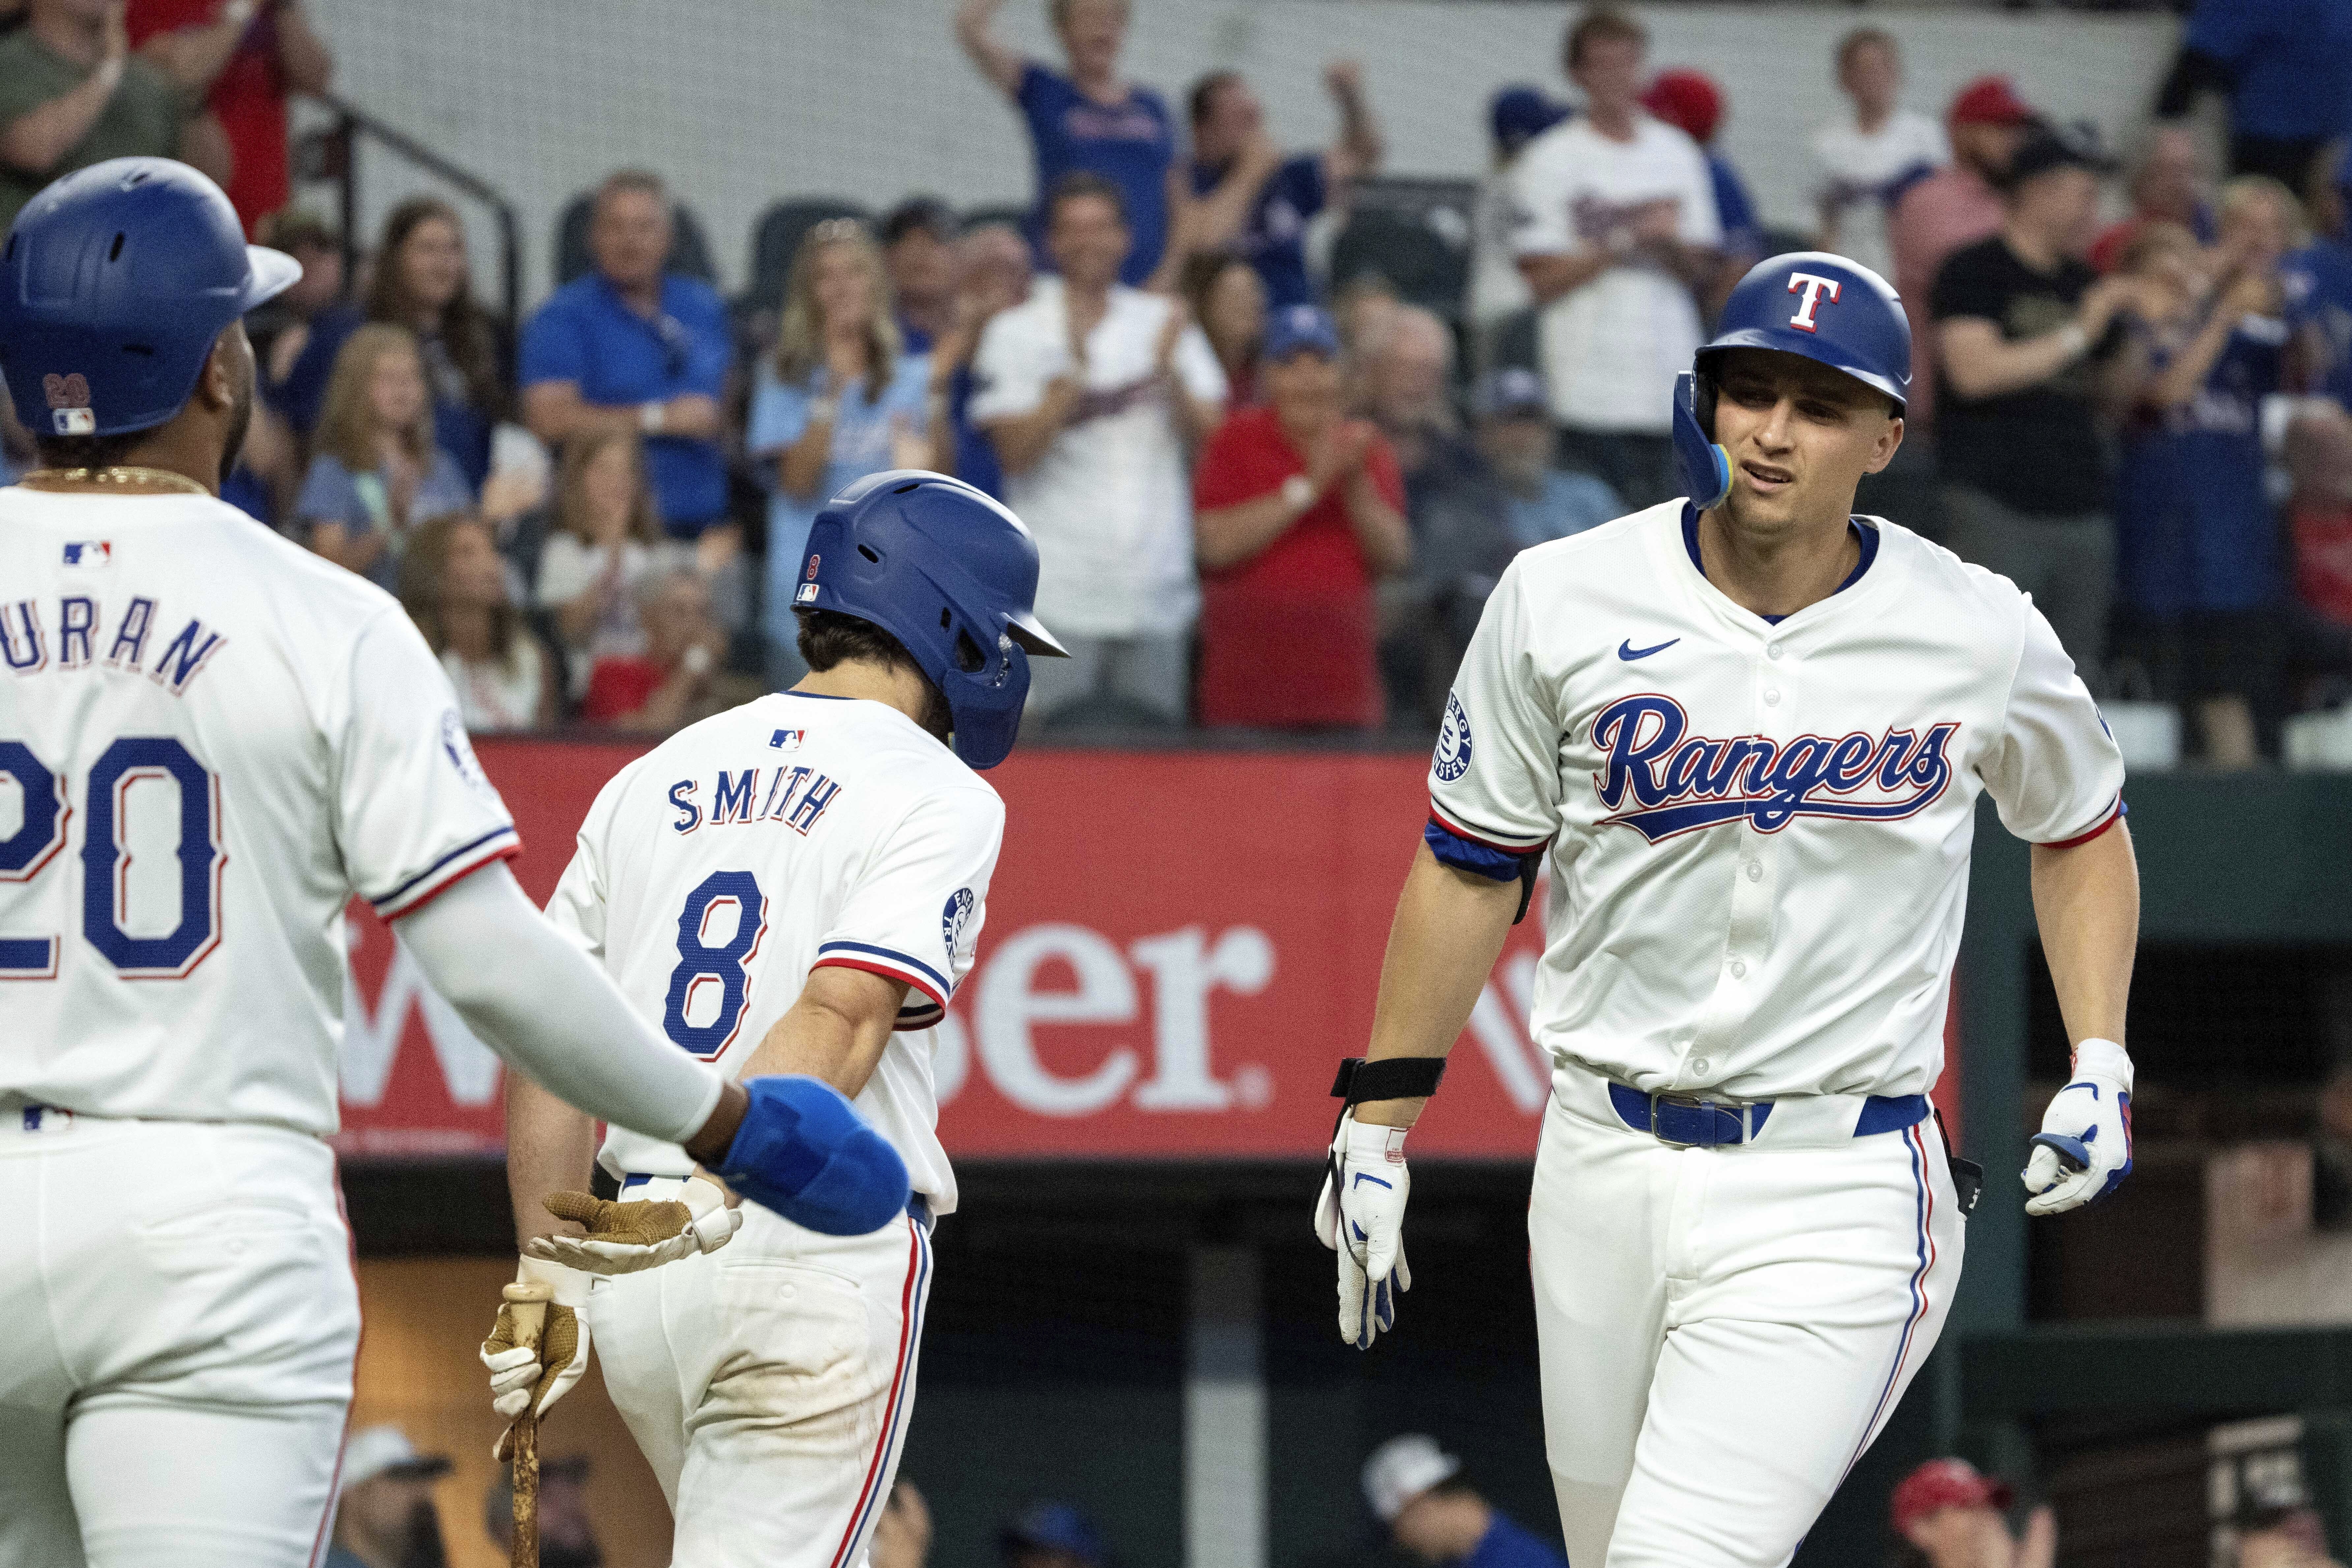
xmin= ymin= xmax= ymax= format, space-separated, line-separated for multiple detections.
xmin=21 ymin=466 xmax=209 ymax=495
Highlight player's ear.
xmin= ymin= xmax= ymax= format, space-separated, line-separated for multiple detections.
xmin=1864 ymin=412 xmax=1904 ymax=475
xmin=195 ymin=324 xmax=243 ymax=413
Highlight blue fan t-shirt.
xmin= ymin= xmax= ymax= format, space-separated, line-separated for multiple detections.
xmin=1018 ymin=62 xmax=1174 ymax=286
xmin=1189 ymin=151 xmax=1328 ymax=308
xmin=518 ymin=272 xmax=734 ymax=535
xmin=2185 ymin=0 xmax=2352 ymax=142
xmin=2114 ymin=309 xmax=2287 ymax=614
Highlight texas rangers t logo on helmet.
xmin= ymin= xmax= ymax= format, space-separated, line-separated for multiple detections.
xmin=1785 ymin=273 xmax=1843 ymax=334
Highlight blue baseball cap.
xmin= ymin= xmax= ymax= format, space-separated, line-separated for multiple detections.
xmin=1264 ymin=303 xmax=1340 ymax=362
xmin=1000 ymin=1502 xmax=1104 ymax=1565
xmin=1490 ymin=86 xmax=1569 ymax=156
xmin=1474 ymin=366 xmax=1549 ymax=419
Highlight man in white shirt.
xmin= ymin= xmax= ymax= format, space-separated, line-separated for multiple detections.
xmin=1810 ymin=28 xmax=1952 ymax=287
xmin=1511 ymin=6 xmax=1721 ymax=511
xmin=972 ymin=171 xmax=1226 ymax=727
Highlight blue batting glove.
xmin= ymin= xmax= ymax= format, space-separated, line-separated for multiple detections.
xmin=710 ymin=1075 xmax=911 ymax=1235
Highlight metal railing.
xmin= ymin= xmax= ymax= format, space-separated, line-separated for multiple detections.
xmin=295 ymin=92 xmax=522 ymax=332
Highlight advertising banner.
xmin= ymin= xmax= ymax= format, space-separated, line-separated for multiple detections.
xmin=337 ymin=739 xmax=1957 ymax=1160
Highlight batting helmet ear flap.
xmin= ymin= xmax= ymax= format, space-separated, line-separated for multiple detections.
xmin=1673 ymin=371 xmax=1732 ymax=511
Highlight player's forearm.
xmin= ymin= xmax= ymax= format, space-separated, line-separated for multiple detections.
xmin=1354 ymin=844 xmax=1521 ymax=1127
xmin=1196 ymin=493 xmax=1302 ymax=570
xmin=1518 ymin=249 xmax=1613 ymax=306
xmin=275 ymin=1 xmax=336 ymax=96
xmin=1330 ymin=78 xmax=1383 ymax=181
xmin=1 ymin=72 xmax=119 ymax=176
xmin=776 ymin=414 xmax=837 ymax=500
xmin=2030 ymin=821 xmax=2139 ymax=1049
xmin=738 ymin=965 xmax=905 ymax=1099
xmin=522 ymin=384 xmax=640 ymax=447
xmin=954 ymin=0 xmax=1023 ymax=96
xmin=1341 ymin=476 xmax=1411 ymax=577
xmin=985 ymin=407 xmax=1066 ymax=476
xmin=1940 ymin=319 xmax=2093 ymax=401
xmin=142 ymin=12 xmax=247 ymax=91
xmin=396 ymin=864 xmax=725 ymax=1145
xmin=2140 ymin=314 xmax=2238 ymax=410
xmin=504 ymin=1070 xmax=597 ymax=1244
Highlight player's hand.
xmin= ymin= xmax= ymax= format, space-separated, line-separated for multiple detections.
xmin=1630 ymin=198 xmax=1682 ymax=246
xmin=1153 ymin=301 xmax=1190 ymax=378
xmin=1315 ymin=1116 xmax=1412 ymax=1348
xmin=479 ymin=1257 xmax=591 ymax=1460
xmin=2022 ymin=1038 xmax=2133 ymax=1216
xmin=522 ymin=1175 xmax=742 ymax=1275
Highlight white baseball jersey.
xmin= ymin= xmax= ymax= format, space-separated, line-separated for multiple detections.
xmin=1428 ymin=500 xmax=2125 ymax=1102
xmin=0 ymin=487 xmax=519 ymax=1134
xmin=550 ymin=691 xmax=1003 ymax=1214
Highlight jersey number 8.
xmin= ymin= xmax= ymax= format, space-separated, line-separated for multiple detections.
xmin=662 ymin=869 xmax=768 ymax=1058
xmin=1 ymin=736 xmax=224 ymax=979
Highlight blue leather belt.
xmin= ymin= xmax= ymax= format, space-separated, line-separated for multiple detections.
xmin=619 ymin=1173 xmax=933 ymax=1231
xmin=1607 ymin=1083 xmax=1928 ymax=1147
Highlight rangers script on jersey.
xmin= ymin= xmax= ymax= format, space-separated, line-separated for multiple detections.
xmin=1427 ymin=499 xmax=2126 ymax=1102
xmin=0 ymin=488 xmax=519 ymax=1132
xmin=551 ymin=691 xmax=1004 ymax=1212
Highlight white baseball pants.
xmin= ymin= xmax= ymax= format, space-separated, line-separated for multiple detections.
xmin=0 ymin=1111 xmax=359 ymax=1568
xmin=590 ymin=1176 xmax=934 ymax=1568
xmin=1531 ymin=1070 xmax=1966 ymax=1568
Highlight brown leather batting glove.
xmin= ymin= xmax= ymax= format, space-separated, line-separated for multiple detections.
xmin=521 ymin=1177 xmax=742 ymax=1276
xmin=480 ymin=1257 xmax=589 ymax=1462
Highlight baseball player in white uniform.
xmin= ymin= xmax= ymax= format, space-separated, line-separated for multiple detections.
xmin=0 ymin=160 xmax=910 ymax=1568
xmin=1317 ymin=254 xmax=2141 ymax=1567
xmin=487 ymin=471 xmax=1065 ymax=1568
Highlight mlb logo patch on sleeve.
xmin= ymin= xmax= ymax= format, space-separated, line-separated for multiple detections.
xmin=61 ymin=541 xmax=111 ymax=566
xmin=770 ymin=728 xmax=805 ymax=751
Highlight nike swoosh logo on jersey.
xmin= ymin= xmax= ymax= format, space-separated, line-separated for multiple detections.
xmin=1618 ymin=637 xmax=1680 ymax=661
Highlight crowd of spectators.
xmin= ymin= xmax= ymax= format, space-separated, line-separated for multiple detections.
xmin=6 ymin=0 xmax=2352 ymax=763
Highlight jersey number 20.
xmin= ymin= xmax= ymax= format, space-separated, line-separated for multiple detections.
xmin=0 ymin=737 xmax=223 ymax=979
xmin=662 ymin=869 xmax=768 ymax=1058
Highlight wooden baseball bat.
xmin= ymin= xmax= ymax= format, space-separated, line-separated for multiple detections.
xmin=503 ymin=1280 xmax=554 ymax=1568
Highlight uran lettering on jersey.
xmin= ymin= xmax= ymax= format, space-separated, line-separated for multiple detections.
xmin=550 ymin=693 xmax=1004 ymax=1214
xmin=1426 ymin=501 xmax=2124 ymax=1104
xmin=0 ymin=489 xmax=520 ymax=1133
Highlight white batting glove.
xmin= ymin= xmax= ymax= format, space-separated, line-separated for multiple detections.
xmin=522 ymin=1175 xmax=742 ymax=1275
xmin=480 ymin=1255 xmax=592 ymax=1459
xmin=1315 ymin=1118 xmax=1412 ymax=1349
xmin=2022 ymin=1037 xmax=2134 ymax=1216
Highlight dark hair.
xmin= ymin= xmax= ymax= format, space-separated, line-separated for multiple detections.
xmin=35 ymin=430 xmax=152 ymax=471
xmin=1836 ymin=26 xmax=1897 ymax=77
xmin=1044 ymin=172 xmax=1128 ymax=231
xmin=1564 ymin=5 xmax=1646 ymax=71
xmin=1189 ymin=70 xmax=1242 ymax=129
xmin=594 ymin=168 xmax=668 ymax=210
xmin=366 ymin=197 xmax=511 ymax=424
xmin=795 ymin=608 xmax=952 ymax=738
xmin=260 ymin=208 xmax=338 ymax=253
xmin=882 ymin=197 xmax=958 ymax=248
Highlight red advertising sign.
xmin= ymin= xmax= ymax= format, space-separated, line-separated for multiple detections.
xmin=336 ymin=739 xmax=1959 ymax=1160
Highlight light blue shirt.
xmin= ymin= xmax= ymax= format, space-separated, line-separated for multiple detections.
xmin=750 ymin=354 xmax=932 ymax=647
xmin=294 ymin=447 xmax=474 ymax=592
xmin=1506 ymin=468 xmax=1624 ymax=549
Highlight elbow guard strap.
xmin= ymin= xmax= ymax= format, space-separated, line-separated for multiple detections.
xmin=711 ymin=1075 xmax=912 ymax=1236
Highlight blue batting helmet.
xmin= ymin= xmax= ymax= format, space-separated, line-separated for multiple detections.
xmin=0 ymin=158 xmax=298 ymax=440
xmin=1673 ymin=251 xmax=1910 ymax=510
xmin=794 ymin=470 xmax=1068 ymax=770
